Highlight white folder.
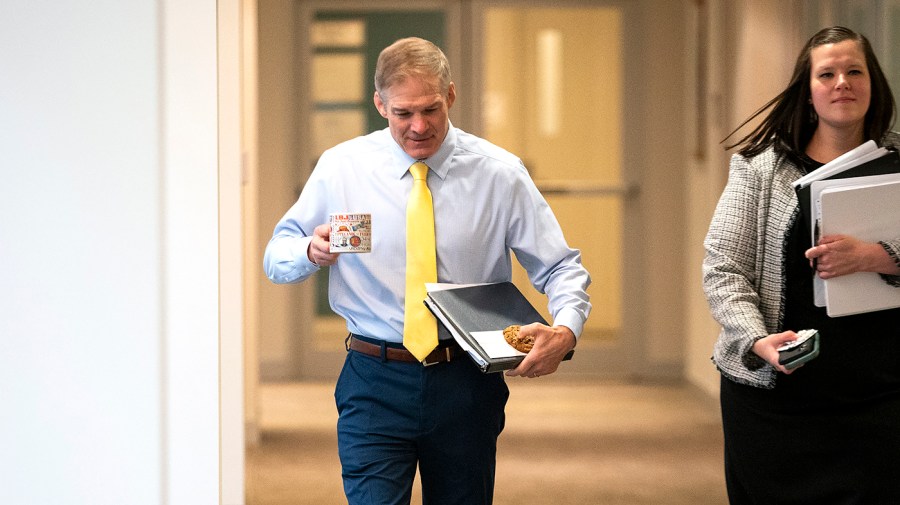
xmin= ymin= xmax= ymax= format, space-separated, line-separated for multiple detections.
xmin=816 ymin=178 xmax=900 ymax=316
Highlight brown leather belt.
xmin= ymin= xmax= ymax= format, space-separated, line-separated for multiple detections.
xmin=347 ymin=335 xmax=461 ymax=366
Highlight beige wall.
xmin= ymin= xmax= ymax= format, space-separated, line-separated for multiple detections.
xmin=625 ymin=0 xmax=690 ymax=374
xmin=254 ymin=0 xmax=312 ymax=379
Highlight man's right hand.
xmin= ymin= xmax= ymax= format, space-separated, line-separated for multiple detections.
xmin=308 ymin=223 xmax=339 ymax=266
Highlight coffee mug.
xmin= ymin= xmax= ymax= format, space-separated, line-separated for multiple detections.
xmin=329 ymin=213 xmax=372 ymax=253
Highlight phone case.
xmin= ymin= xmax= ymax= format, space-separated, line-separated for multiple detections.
xmin=778 ymin=332 xmax=820 ymax=370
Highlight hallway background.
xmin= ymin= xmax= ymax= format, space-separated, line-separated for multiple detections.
xmin=4 ymin=1 xmax=900 ymax=504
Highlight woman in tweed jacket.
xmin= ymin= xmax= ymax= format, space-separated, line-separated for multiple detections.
xmin=704 ymin=27 xmax=900 ymax=503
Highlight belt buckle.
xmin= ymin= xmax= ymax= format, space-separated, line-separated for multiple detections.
xmin=422 ymin=347 xmax=451 ymax=367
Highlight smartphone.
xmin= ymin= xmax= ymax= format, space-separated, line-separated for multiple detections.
xmin=778 ymin=330 xmax=820 ymax=370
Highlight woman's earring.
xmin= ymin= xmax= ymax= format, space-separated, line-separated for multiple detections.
xmin=809 ymin=107 xmax=818 ymax=123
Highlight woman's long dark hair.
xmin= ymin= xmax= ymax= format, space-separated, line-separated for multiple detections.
xmin=723 ymin=26 xmax=895 ymax=162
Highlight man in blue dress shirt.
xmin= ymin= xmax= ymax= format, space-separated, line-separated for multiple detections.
xmin=264 ymin=37 xmax=591 ymax=505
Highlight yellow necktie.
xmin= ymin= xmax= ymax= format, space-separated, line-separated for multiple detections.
xmin=403 ymin=161 xmax=438 ymax=361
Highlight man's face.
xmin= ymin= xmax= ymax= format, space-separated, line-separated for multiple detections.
xmin=374 ymin=75 xmax=455 ymax=160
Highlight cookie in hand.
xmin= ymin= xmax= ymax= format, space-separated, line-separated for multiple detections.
xmin=503 ymin=325 xmax=534 ymax=353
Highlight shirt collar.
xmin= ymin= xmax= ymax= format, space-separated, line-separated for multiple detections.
xmin=389 ymin=122 xmax=456 ymax=180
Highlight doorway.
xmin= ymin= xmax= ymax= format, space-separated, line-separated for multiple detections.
xmin=476 ymin=4 xmax=634 ymax=376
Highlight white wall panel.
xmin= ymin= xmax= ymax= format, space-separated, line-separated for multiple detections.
xmin=0 ymin=0 xmax=224 ymax=502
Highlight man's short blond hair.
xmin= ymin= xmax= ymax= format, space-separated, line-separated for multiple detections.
xmin=374 ymin=37 xmax=452 ymax=99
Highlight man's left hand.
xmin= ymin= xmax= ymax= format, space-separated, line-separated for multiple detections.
xmin=505 ymin=324 xmax=576 ymax=379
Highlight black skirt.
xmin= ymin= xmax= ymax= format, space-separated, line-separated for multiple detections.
xmin=721 ymin=370 xmax=900 ymax=504
xmin=720 ymin=208 xmax=900 ymax=504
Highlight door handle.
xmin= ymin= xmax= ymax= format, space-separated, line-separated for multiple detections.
xmin=535 ymin=180 xmax=639 ymax=198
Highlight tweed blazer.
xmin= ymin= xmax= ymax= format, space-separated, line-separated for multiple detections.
xmin=703 ymin=133 xmax=900 ymax=389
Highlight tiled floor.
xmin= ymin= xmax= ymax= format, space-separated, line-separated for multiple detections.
xmin=246 ymin=378 xmax=727 ymax=505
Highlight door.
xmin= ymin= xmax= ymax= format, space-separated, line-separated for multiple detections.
xmin=473 ymin=2 xmax=635 ymax=376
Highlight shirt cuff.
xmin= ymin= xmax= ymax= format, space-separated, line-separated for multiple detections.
xmin=293 ymin=236 xmax=320 ymax=273
xmin=552 ymin=307 xmax=586 ymax=340
xmin=266 ymin=235 xmax=320 ymax=283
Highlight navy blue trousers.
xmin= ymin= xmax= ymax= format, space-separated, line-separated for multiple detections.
xmin=335 ymin=339 xmax=509 ymax=505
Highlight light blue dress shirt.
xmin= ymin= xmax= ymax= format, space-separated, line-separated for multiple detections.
xmin=264 ymin=124 xmax=591 ymax=344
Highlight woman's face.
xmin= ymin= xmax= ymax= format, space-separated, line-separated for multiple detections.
xmin=809 ymin=39 xmax=871 ymax=134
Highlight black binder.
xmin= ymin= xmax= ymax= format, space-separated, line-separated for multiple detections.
xmin=424 ymin=282 xmax=574 ymax=373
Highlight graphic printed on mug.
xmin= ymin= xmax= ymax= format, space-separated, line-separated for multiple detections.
xmin=329 ymin=213 xmax=372 ymax=253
